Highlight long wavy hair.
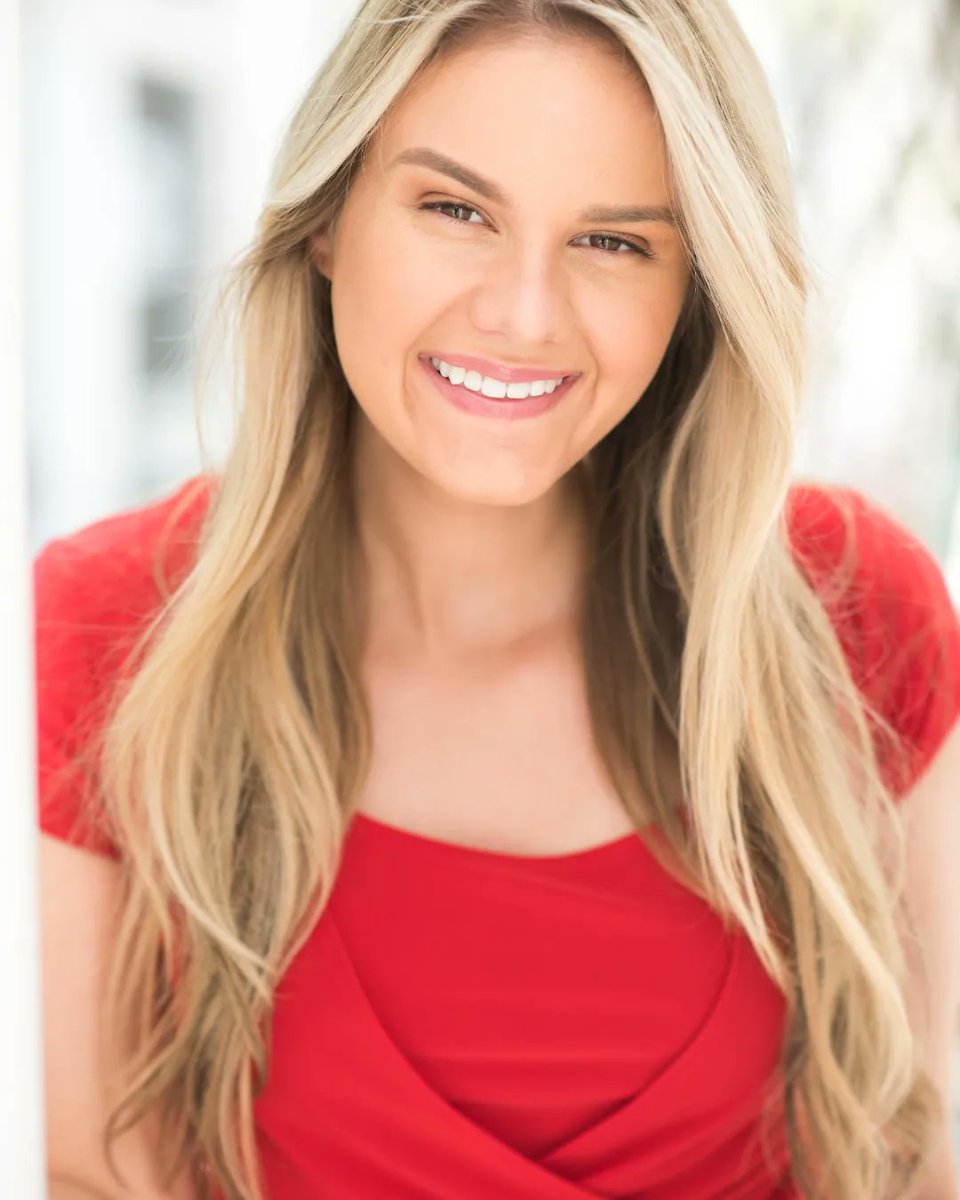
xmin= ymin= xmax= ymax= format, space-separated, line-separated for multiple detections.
xmin=78 ymin=1 xmax=946 ymax=1197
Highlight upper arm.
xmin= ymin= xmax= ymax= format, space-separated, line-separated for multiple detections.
xmin=824 ymin=488 xmax=960 ymax=1166
xmin=896 ymin=719 xmax=960 ymax=1198
xmin=831 ymin=488 xmax=960 ymax=1190
xmin=33 ymin=517 xmax=208 ymax=1198
xmin=898 ymin=717 xmax=960 ymax=1105
xmin=40 ymin=833 xmax=200 ymax=1199
xmin=842 ymin=490 xmax=960 ymax=1092
xmin=791 ymin=486 xmax=960 ymax=1101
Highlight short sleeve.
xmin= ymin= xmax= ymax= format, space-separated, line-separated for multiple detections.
xmin=33 ymin=537 xmax=124 ymax=858
xmin=790 ymin=483 xmax=960 ymax=800
xmin=32 ymin=475 xmax=213 ymax=860
xmin=856 ymin=495 xmax=960 ymax=797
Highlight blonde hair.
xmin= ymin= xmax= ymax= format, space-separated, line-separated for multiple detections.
xmin=79 ymin=2 xmax=945 ymax=1197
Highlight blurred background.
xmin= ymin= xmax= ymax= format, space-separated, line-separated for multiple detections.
xmin=19 ymin=0 xmax=960 ymax=1159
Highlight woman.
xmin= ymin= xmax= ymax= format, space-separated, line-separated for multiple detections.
xmin=35 ymin=1 xmax=960 ymax=1198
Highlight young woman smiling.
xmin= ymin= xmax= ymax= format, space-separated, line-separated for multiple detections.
xmin=35 ymin=1 xmax=960 ymax=1198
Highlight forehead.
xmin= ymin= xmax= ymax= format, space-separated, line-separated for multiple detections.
xmin=368 ymin=31 xmax=667 ymax=188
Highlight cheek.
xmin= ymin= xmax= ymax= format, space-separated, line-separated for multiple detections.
xmin=580 ymin=286 xmax=686 ymax=439
xmin=332 ymin=220 xmax=481 ymax=437
xmin=595 ymin=291 xmax=680 ymax=389
xmin=329 ymin=218 xmax=463 ymax=447
xmin=338 ymin=214 xmax=459 ymax=359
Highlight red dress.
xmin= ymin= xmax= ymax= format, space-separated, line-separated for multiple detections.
xmin=33 ymin=475 xmax=960 ymax=1200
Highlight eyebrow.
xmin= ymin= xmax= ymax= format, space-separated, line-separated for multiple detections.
xmin=389 ymin=146 xmax=678 ymax=228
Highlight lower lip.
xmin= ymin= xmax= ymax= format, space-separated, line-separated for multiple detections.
xmin=419 ymin=356 xmax=578 ymax=421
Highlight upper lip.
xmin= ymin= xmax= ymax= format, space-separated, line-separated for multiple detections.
xmin=422 ymin=351 xmax=579 ymax=384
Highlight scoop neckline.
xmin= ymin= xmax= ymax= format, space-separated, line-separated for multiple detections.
xmin=348 ymin=809 xmax=648 ymax=866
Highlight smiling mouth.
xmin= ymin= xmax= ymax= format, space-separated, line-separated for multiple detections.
xmin=425 ymin=356 xmax=573 ymax=399
xmin=419 ymin=354 xmax=578 ymax=421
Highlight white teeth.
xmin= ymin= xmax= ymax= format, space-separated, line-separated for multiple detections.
xmin=429 ymin=356 xmax=567 ymax=400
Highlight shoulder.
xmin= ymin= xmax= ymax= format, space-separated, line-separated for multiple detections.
xmin=33 ymin=473 xmax=216 ymax=856
xmin=783 ymin=478 xmax=958 ymax=654
xmin=34 ymin=472 xmax=215 ymax=624
xmin=34 ymin=472 xmax=215 ymax=703
xmin=785 ymin=479 xmax=947 ymax=593
xmin=784 ymin=479 xmax=960 ymax=796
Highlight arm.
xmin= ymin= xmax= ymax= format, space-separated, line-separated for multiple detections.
xmin=897 ymin=719 xmax=960 ymax=1199
xmin=40 ymin=833 xmax=201 ymax=1200
xmin=47 ymin=1182 xmax=121 ymax=1199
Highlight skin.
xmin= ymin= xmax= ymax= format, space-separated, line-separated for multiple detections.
xmin=898 ymin=722 xmax=960 ymax=1197
xmin=309 ymin=30 xmax=691 ymax=663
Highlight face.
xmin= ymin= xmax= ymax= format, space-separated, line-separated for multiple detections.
xmin=310 ymin=32 xmax=691 ymax=508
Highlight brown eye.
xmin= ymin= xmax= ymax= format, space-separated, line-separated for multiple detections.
xmin=576 ymin=232 xmax=654 ymax=259
xmin=418 ymin=199 xmax=655 ymax=259
xmin=419 ymin=200 xmax=486 ymax=225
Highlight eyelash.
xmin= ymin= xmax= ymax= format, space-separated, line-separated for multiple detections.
xmin=417 ymin=199 xmax=656 ymax=261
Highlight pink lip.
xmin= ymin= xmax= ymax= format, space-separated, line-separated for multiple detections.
xmin=419 ymin=354 xmax=576 ymax=421
xmin=420 ymin=351 xmax=579 ymax=385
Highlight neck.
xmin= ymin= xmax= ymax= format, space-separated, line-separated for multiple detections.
xmin=349 ymin=418 xmax=590 ymax=662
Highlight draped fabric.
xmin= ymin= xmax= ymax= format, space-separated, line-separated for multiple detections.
xmin=33 ymin=474 xmax=960 ymax=1198
xmin=249 ymin=814 xmax=797 ymax=1198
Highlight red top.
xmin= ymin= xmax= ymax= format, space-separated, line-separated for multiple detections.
xmin=33 ymin=475 xmax=960 ymax=1200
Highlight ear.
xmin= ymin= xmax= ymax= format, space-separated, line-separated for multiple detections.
xmin=308 ymin=227 xmax=335 ymax=281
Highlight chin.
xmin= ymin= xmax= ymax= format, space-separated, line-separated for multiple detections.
xmin=424 ymin=467 xmax=556 ymax=509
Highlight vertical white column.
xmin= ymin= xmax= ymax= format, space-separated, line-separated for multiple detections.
xmin=0 ymin=0 xmax=47 ymax=1197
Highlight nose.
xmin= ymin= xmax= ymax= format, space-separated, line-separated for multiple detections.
xmin=469 ymin=247 xmax=571 ymax=350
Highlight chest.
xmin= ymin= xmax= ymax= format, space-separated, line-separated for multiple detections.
xmin=354 ymin=636 xmax=645 ymax=855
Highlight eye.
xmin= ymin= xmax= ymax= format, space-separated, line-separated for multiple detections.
xmin=417 ymin=199 xmax=656 ymax=260
xmin=420 ymin=199 xmax=487 ymax=226
xmin=577 ymin=233 xmax=655 ymax=260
